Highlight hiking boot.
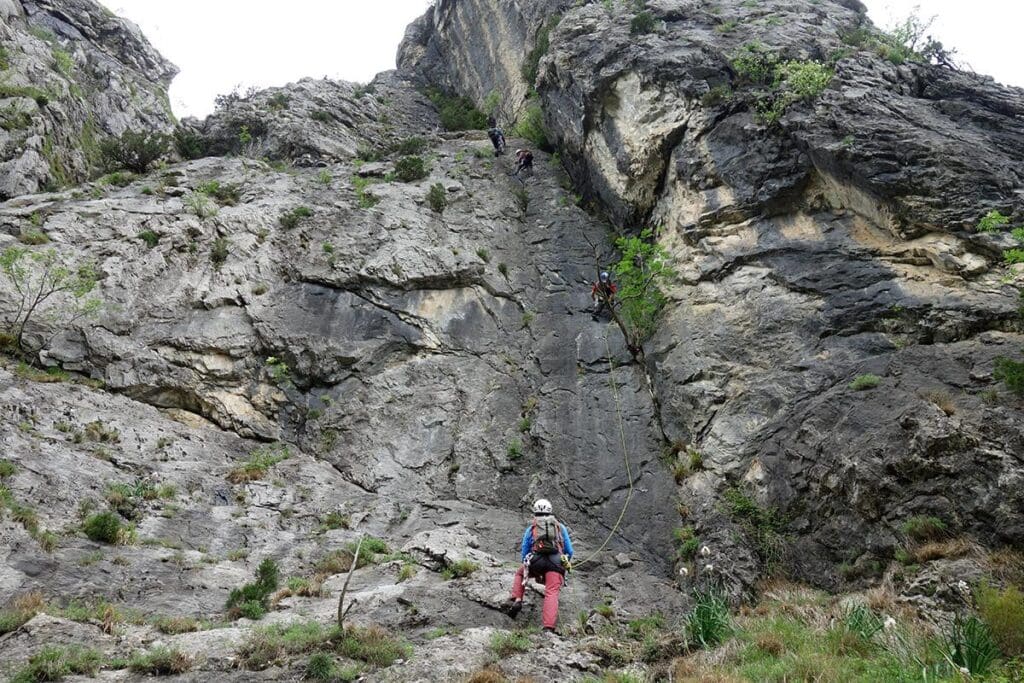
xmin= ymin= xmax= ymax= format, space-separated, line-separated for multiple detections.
xmin=504 ymin=599 xmax=522 ymax=619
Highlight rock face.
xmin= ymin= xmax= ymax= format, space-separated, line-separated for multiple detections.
xmin=1 ymin=0 xmax=1023 ymax=680
xmin=0 ymin=0 xmax=177 ymax=197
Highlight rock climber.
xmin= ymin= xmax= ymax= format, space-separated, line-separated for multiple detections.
xmin=503 ymin=498 xmax=574 ymax=633
xmin=514 ymin=148 xmax=534 ymax=175
xmin=487 ymin=116 xmax=506 ymax=156
xmin=591 ymin=270 xmax=617 ymax=321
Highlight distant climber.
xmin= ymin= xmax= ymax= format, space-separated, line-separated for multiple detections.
xmin=503 ymin=498 xmax=574 ymax=633
xmin=514 ymin=148 xmax=534 ymax=176
xmin=487 ymin=116 xmax=506 ymax=156
xmin=591 ymin=271 xmax=617 ymax=321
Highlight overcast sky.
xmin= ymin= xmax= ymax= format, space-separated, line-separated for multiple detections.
xmin=98 ymin=0 xmax=1022 ymax=119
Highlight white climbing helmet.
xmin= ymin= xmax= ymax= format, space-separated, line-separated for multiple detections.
xmin=533 ymin=498 xmax=553 ymax=515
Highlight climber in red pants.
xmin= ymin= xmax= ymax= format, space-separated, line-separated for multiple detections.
xmin=503 ymin=498 xmax=574 ymax=633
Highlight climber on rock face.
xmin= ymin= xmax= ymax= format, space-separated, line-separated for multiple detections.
xmin=503 ymin=498 xmax=574 ymax=633
xmin=591 ymin=270 xmax=617 ymax=321
xmin=514 ymin=148 xmax=534 ymax=176
xmin=487 ymin=116 xmax=506 ymax=156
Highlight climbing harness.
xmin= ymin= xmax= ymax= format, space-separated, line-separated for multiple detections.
xmin=571 ymin=327 xmax=635 ymax=569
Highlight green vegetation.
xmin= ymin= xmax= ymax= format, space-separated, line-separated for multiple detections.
xmin=674 ymin=526 xmax=700 ymax=560
xmin=267 ymin=92 xmax=290 ymax=111
xmin=236 ymin=621 xmax=409 ymax=670
xmin=506 ymin=438 xmax=523 ymax=459
xmin=352 ymin=176 xmax=380 ymax=208
xmin=394 ymin=155 xmax=427 ymax=182
xmin=317 ymin=169 xmax=332 ymax=185
xmin=489 ymin=630 xmax=530 ymax=656
xmin=425 ymin=87 xmax=487 ymax=131
xmin=227 ymin=444 xmax=290 ymax=484
xmin=98 ymin=171 xmax=134 ymax=187
xmin=723 ymin=487 xmax=786 ymax=566
xmin=426 ymin=182 xmax=447 ymax=213
xmin=512 ymin=99 xmax=550 ymax=149
xmin=0 ymin=102 xmax=33 ymax=131
xmin=137 ymin=230 xmax=160 ymax=249
xmin=311 ymin=109 xmax=333 ymax=123
xmin=52 ymin=47 xmax=73 ymax=76
xmin=226 ymin=558 xmax=279 ymax=620
xmin=0 ymin=460 xmax=15 ymax=478
xmin=941 ymin=615 xmax=1000 ymax=676
xmin=476 ymin=248 xmax=491 ymax=263
xmin=185 ymin=191 xmax=217 ymax=218
xmin=849 ymin=373 xmax=881 ymax=390
xmin=0 ymin=83 xmax=50 ymax=106
xmin=522 ymin=15 xmax=561 ymax=85
xmin=993 ymin=356 xmax=1024 ymax=396
xmin=99 ymin=131 xmax=170 ymax=173
xmin=441 ymin=559 xmax=480 ymax=580
xmin=210 ymin=237 xmax=230 ymax=268
xmin=630 ymin=10 xmax=657 ymax=35
xmin=1004 ymin=248 xmax=1024 ymax=265
xmin=901 ymin=515 xmax=947 ymax=542
xmin=197 ymin=180 xmax=241 ymax=205
xmin=978 ymin=210 xmax=1011 ymax=233
xmin=8 ymin=645 xmax=102 ymax=683
xmin=18 ymin=230 xmax=49 ymax=245
xmin=687 ymin=591 xmax=732 ymax=648
xmin=610 ymin=228 xmax=674 ymax=357
xmin=173 ymin=126 xmax=206 ymax=160
xmin=393 ymin=136 xmax=428 ymax=155
xmin=0 ymin=247 xmax=100 ymax=353
xmin=279 ymin=205 xmax=313 ymax=229
xmin=128 ymin=646 xmax=193 ymax=675
xmin=731 ymin=43 xmax=833 ymax=124
xmin=83 ymin=510 xmax=133 ymax=544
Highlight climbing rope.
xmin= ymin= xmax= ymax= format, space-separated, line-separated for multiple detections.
xmin=571 ymin=327 xmax=635 ymax=569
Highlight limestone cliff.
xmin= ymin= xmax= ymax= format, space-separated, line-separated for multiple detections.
xmin=0 ymin=0 xmax=177 ymax=197
xmin=1 ymin=0 xmax=1023 ymax=680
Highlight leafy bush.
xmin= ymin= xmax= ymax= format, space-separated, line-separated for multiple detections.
xmin=731 ymin=42 xmax=779 ymax=85
xmin=687 ymin=591 xmax=732 ymax=648
xmin=99 ymin=131 xmax=170 ymax=173
xmin=512 ymin=99 xmax=550 ymax=150
xmin=1004 ymin=249 xmax=1024 ymax=265
xmin=394 ymin=156 xmax=427 ymax=182
xmin=977 ymin=583 xmax=1024 ymax=657
xmin=185 ymin=192 xmax=217 ymax=218
xmin=0 ymin=83 xmax=50 ymax=106
xmin=137 ymin=230 xmax=160 ymax=249
xmin=940 ymin=615 xmax=1000 ymax=676
xmin=978 ymin=210 xmax=1011 ymax=233
xmin=489 ymin=630 xmax=530 ymax=656
xmin=8 ymin=645 xmax=102 ymax=683
xmin=0 ymin=460 xmax=16 ymax=478
xmin=612 ymin=228 xmax=674 ymax=356
xmin=901 ymin=515 xmax=947 ymax=542
xmin=210 ymin=237 xmax=230 ymax=268
xmin=442 ymin=559 xmax=480 ymax=580
xmin=83 ymin=510 xmax=126 ymax=544
xmin=723 ymin=487 xmax=787 ymax=566
xmin=849 ymin=374 xmax=881 ymax=390
xmin=311 ymin=109 xmax=333 ymax=123
xmin=305 ymin=652 xmax=336 ymax=680
xmin=173 ymin=126 xmax=206 ymax=160
xmin=279 ymin=206 xmax=313 ymax=229
xmin=522 ymin=15 xmax=560 ymax=84
xmin=268 ymin=92 xmax=290 ymax=111
xmin=128 ymin=646 xmax=193 ymax=675
xmin=630 ymin=10 xmax=657 ymax=35
xmin=226 ymin=558 xmax=279 ymax=620
xmin=776 ymin=60 xmax=834 ymax=100
xmin=994 ymin=357 xmax=1024 ymax=396
xmin=426 ymin=183 xmax=447 ymax=213
xmin=674 ymin=526 xmax=699 ymax=559
xmin=425 ymin=88 xmax=487 ymax=131
xmin=392 ymin=136 xmax=428 ymax=155
xmin=227 ymin=444 xmax=290 ymax=484
xmin=198 ymin=180 xmax=241 ymax=205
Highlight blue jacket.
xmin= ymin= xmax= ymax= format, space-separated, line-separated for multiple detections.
xmin=520 ymin=519 xmax=574 ymax=561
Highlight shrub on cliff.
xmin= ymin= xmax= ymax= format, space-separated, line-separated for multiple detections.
xmin=630 ymin=10 xmax=657 ymax=35
xmin=425 ymin=88 xmax=487 ymax=131
xmin=99 ymin=131 xmax=170 ymax=173
xmin=394 ymin=155 xmax=427 ymax=182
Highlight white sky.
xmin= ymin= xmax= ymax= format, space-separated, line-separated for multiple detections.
xmin=98 ymin=0 xmax=1022 ymax=120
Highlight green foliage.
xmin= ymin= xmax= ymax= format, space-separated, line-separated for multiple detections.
xmin=425 ymin=87 xmax=487 ymax=131
xmin=0 ymin=102 xmax=33 ymax=131
xmin=1003 ymin=248 xmax=1024 ymax=265
xmin=687 ymin=591 xmax=732 ymax=648
xmin=185 ymin=192 xmax=217 ymax=218
xmin=442 ymin=559 xmax=480 ymax=580
xmin=347 ymin=536 xmax=389 ymax=567
xmin=426 ymin=182 xmax=447 ymax=213
xmin=311 ymin=109 xmax=333 ymax=123
xmin=993 ymin=357 xmax=1024 ymax=396
xmin=0 ymin=460 xmax=16 ymax=478
xmin=8 ymin=645 xmax=102 ymax=683
xmin=0 ymin=247 xmax=100 ymax=352
xmin=731 ymin=42 xmax=780 ymax=85
xmin=351 ymin=176 xmax=380 ymax=208
xmin=0 ymin=45 xmax=8 ymax=70
xmin=99 ymin=131 xmax=170 ymax=173
xmin=978 ymin=210 xmax=1011 ymax=233
xmin=52 ymin=48 xmax=73 ymax=76
xmin=317 ymin=170 xmax=332 ymax=185
xmin=210 ymin=237 xmax=230 ymax=269
xmin=173 ymin=126 xmax=206 ymax=160
xmin=98 ymin=171 xmax=134 ymax=187
xmin=394 ymin=155 xmax=427 ymax=182
xmin=901 ymin=515 xmax=947 ymax=542
xmin=305 ymin=652 xmax=336 ymax=680
xmin=137 ymin=230 xmax=160 ymax=249
xmin=776 ymin=60 xmax=834 ymax=100
xmin=723 ymin=487 xmax=786 ymax=566
xmin=630 ymin=10 xmax=657 ymax=35
xmin=278 ymin=205 xmax=313 ymax=230
xmin=267 ymin=92 xmax=290 ymax=111
xmin=611 ymin=228 xmax=674 ymax=354
xmin=523 ymin=15 xmax=561 ymax=84
xmin=476 ymin=248 xmax=491 ymax=263
xmin=236 ymin=622 xmax=404 ymax=671
xmin=128 ymin=646 xmax=193 ymax=675
xmin=18 ymin=230 xmax=49 ymax=245
xmin=227 ymin=444 xmax=290 ymax=484
xmin=226 ymin=558 xmax=279 ymax=620
xmin=849 ymin=374 xmax=881 ymax=390
xmin=875 ymin=11 xmax=957 ymax=66
xmin=489 ymin=630 xmax=531 ymax=656
xmin=83 ymin=510 xmax=126 ymax=544
xmin=940 ymin=615 xmax=1000 ymax=676
xmin=838 ymin=604 xmax=884 ymax=643
xmin=392 ymin=136 xmax=428 ymax=155
xmin=335 ymin=626 xmax=410 ymax=667
xmin=512 ymin=99 xmax=550 ymax=150
xmin=674 ymin=526 xmax=699 ymax=559
xmin=506 ymin=439 xmax=523 ymax=459
xmin=197 ymin=180 xmax=241 ymax=205
xmin=1011 ymin=227 xmax=1024 ymax=242
xmin=977 ymin=583 xmax=1024 ymax=656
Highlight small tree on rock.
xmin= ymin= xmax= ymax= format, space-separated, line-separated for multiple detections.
xmin=0 ymin=247 xmax=100 ymax=355
xmin=99 ymin=130 xmax=171 ymax=173
xmin=601 ymin=228 xmax=674 ymax=359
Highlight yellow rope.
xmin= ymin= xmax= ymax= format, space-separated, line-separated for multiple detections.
xmin=571 ymin=327 xmax=635 ymax=569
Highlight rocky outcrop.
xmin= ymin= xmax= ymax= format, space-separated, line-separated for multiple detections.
xmin=0 ymin=0 xmax=177 ymax=197
xmin=401 ymin=0 xmax=1024 ymax=594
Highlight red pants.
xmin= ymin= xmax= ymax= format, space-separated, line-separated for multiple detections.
xmin=510 ymin=563 xmax=564 ymax=629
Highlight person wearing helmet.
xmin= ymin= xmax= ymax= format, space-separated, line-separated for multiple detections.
xmin=503 ymin=498 xmax=574 ymax=633
xmin=487 ymin=116 xmax=506 ymax=157
xmin=591 ymin=270 xmax=618 ymax=321
xmin=514 ymin=148 xmax=534 ymax=175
